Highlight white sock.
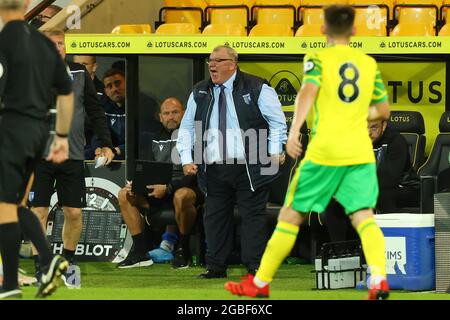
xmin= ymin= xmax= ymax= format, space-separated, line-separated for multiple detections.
xmin=253 ymin=276 xmax=269 ymax=288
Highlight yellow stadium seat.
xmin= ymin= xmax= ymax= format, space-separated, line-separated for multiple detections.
xmin=391 ymin=22 xmax=434 ymax=36
xmin=354 ymin=7 xmax=387 ymax=36
xmin=395 ymin=0 xmax=442 ymax=6
xmin=349 ymin=0 xmax=394 ymax=19
xmin=164 ymin=0 xmax=208 ymax=9
xmin=207 ymin=6 xmax=248 ymax=27
xmin=207 ymin=0 xmax=254 ymax=6
xmin=295 ymin=23 xmax=322 ymax=36
xmin=300 ymin=8 xmax=324 ymax=25
xmin=439 ymin=23 xmax=450 ymax=35
xmin=249 ymin=23 xmax=293 ymax=36
xmin=155 ymin=23 xmax=200 ymax=35
xmin=256 ymin=8 xmax=297 ymax=27
xmin=301 ymin=0 xmax=348 ymax=5
xmin=164 ymin=8 xmax=204 ymax=31
xmin=397 ymin=7 xmax=438 ymax=27
xmin=111 ymin=24 xmax=152 ymax=34
xmin=202 ymin=23 xmax=247 ymax=35
xmin=255 ymin=0 xmax=301 ymax=6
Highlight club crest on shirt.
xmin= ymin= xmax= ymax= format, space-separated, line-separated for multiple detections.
xmin=110 ymin=118 xmax=116 ymax=126
xmin=242 ymin=93 xmax=251 ymax=105
xmin=304 ymin=61 xmax=315 ymax=73
xmin=159 ymin=145 xmax=164 ymax=151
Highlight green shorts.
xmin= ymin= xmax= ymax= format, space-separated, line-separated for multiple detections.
xmin=284 ymin=160 xmax=378 ymax=215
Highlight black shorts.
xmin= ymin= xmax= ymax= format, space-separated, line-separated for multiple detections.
xmin=143 ymin=185 xmax=205 ymax=215
xmin=30 ymin=159 xmax=86 ymax=208
xmin=0 ymin=113 xmax=49 ymax=204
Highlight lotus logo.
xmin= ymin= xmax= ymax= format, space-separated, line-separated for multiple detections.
xmin=380 ymin=42 xmax=386 ymax=48
xmin=301 ymin=42 xmax=307 ymax=49
xmin=147 ymin=41 xmax=153 ymax=48
xmin=269 ymin=70 xmax=302 ymax=107
xmin=71 ymin=42 xmax=77 ymax=48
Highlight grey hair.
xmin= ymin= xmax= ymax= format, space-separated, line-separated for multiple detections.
xmin=212 ymin=45 xmax=238 ymax=62
xmin=0 ymin=0 xmax=24 ymax=9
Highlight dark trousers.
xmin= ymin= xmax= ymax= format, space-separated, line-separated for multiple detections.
xmin=204 ymin=163 xmax=270 ymax=271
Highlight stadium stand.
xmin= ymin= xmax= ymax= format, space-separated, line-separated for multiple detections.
xmin=388 ymin=111 xmax=426 ymax=172
xmin=393 ymin=3 xmax=439 ymax=36
xmin=418 ymin=112 xmax=450 ymax=213
xmin=353 ymin=5 xmax=389 ymax=36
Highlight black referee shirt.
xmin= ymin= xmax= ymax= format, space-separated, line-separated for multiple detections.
xmin=0 ymin=20 xmax=72 ymax=120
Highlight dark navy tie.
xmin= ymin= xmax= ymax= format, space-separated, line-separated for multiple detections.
xmin=219 ymin=85 xmax=227 ymax=161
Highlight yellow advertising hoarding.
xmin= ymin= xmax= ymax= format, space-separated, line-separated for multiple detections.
xmin=66 ymin=35 xmax=448 ymax=55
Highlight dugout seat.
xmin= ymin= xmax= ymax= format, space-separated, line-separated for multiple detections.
xmin=111 ymin=24 xmax=152 ymax=34
xmin=388 ymin=111 xmax=426 ymax=172
xmin=418 ymin=112 xmax=450 ymax=213
xmin=249 ymin=23 xmax=293 ymax=36
xmin=155 ymin=23 xmax=200 ymax=34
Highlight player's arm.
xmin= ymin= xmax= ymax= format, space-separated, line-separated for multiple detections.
xmin=368 ymin=67 xmax=390 ymax=121
xmin=287 ymin=54 xmax=321 ymax=159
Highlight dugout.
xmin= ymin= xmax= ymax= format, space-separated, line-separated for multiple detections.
xmin=63 ymin=34 xmax=450 ymax=262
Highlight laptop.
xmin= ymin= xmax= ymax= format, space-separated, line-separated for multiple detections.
xmin=131 ymin=160 xmax=173 ymax=195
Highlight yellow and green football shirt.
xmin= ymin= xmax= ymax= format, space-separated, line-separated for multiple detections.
xmin=302 ymin=44 xmax=388 ymax=166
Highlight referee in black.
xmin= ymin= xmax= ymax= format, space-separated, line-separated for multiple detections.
xmin=0 ymin=0 xmax=74 ymax=299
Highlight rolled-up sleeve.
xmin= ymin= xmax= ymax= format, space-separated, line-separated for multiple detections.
xmin=257 ymin=84 xmax=287 ymax=155
xmin=177 ymin=92 xmax=197 ymax=165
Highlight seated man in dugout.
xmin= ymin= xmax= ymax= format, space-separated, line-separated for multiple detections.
xmin=117 ymin=97 xmax=204 ymax=269
xmin=369 ymin=117 xmax=420 ymax=213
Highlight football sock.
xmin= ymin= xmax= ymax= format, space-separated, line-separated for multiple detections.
xmin=17 ymin=206 xmax=51 ymax=267
xmin=255 ymin=221 xmax=299 ymax=284
xmin=356 ymin=217 xmax=387 ymax=278
xmin=0 ymin=223 xmax=21 ymax=290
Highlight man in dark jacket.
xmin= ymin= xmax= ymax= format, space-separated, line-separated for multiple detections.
xmin=29 ymin=29 xmax=115 ymax=288
xmin=369 ymin=119 xmax=420 ymax=212
xmin=117 ymin=97 xmax=203 ymax=269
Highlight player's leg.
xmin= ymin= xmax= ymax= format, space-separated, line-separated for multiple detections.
xmin=117 ymin=187 xmax=152 ymax=268
xmin=335 ymin=163 xmax=389 ymax=300
xmin=225 ymin=160 xmax=341 ymax=298
xmin=172 ymin=187 xmax=199 ymax=269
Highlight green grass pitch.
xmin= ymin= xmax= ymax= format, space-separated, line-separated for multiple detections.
xmin=16 ymin=260 xmax=450 ymax=300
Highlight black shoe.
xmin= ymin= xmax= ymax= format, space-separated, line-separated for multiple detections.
xmin=172 ymin=248 xmax=190 ymax=269
xmin=36 ymin=255 xmax=69 ymax=298
xmin=0 ymin=287 xmax=22 ymax=299
xmin=117 ymin=251 xmax=153 ymax=269
xmin=198 ymin=269 xmax=227 ymax=279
